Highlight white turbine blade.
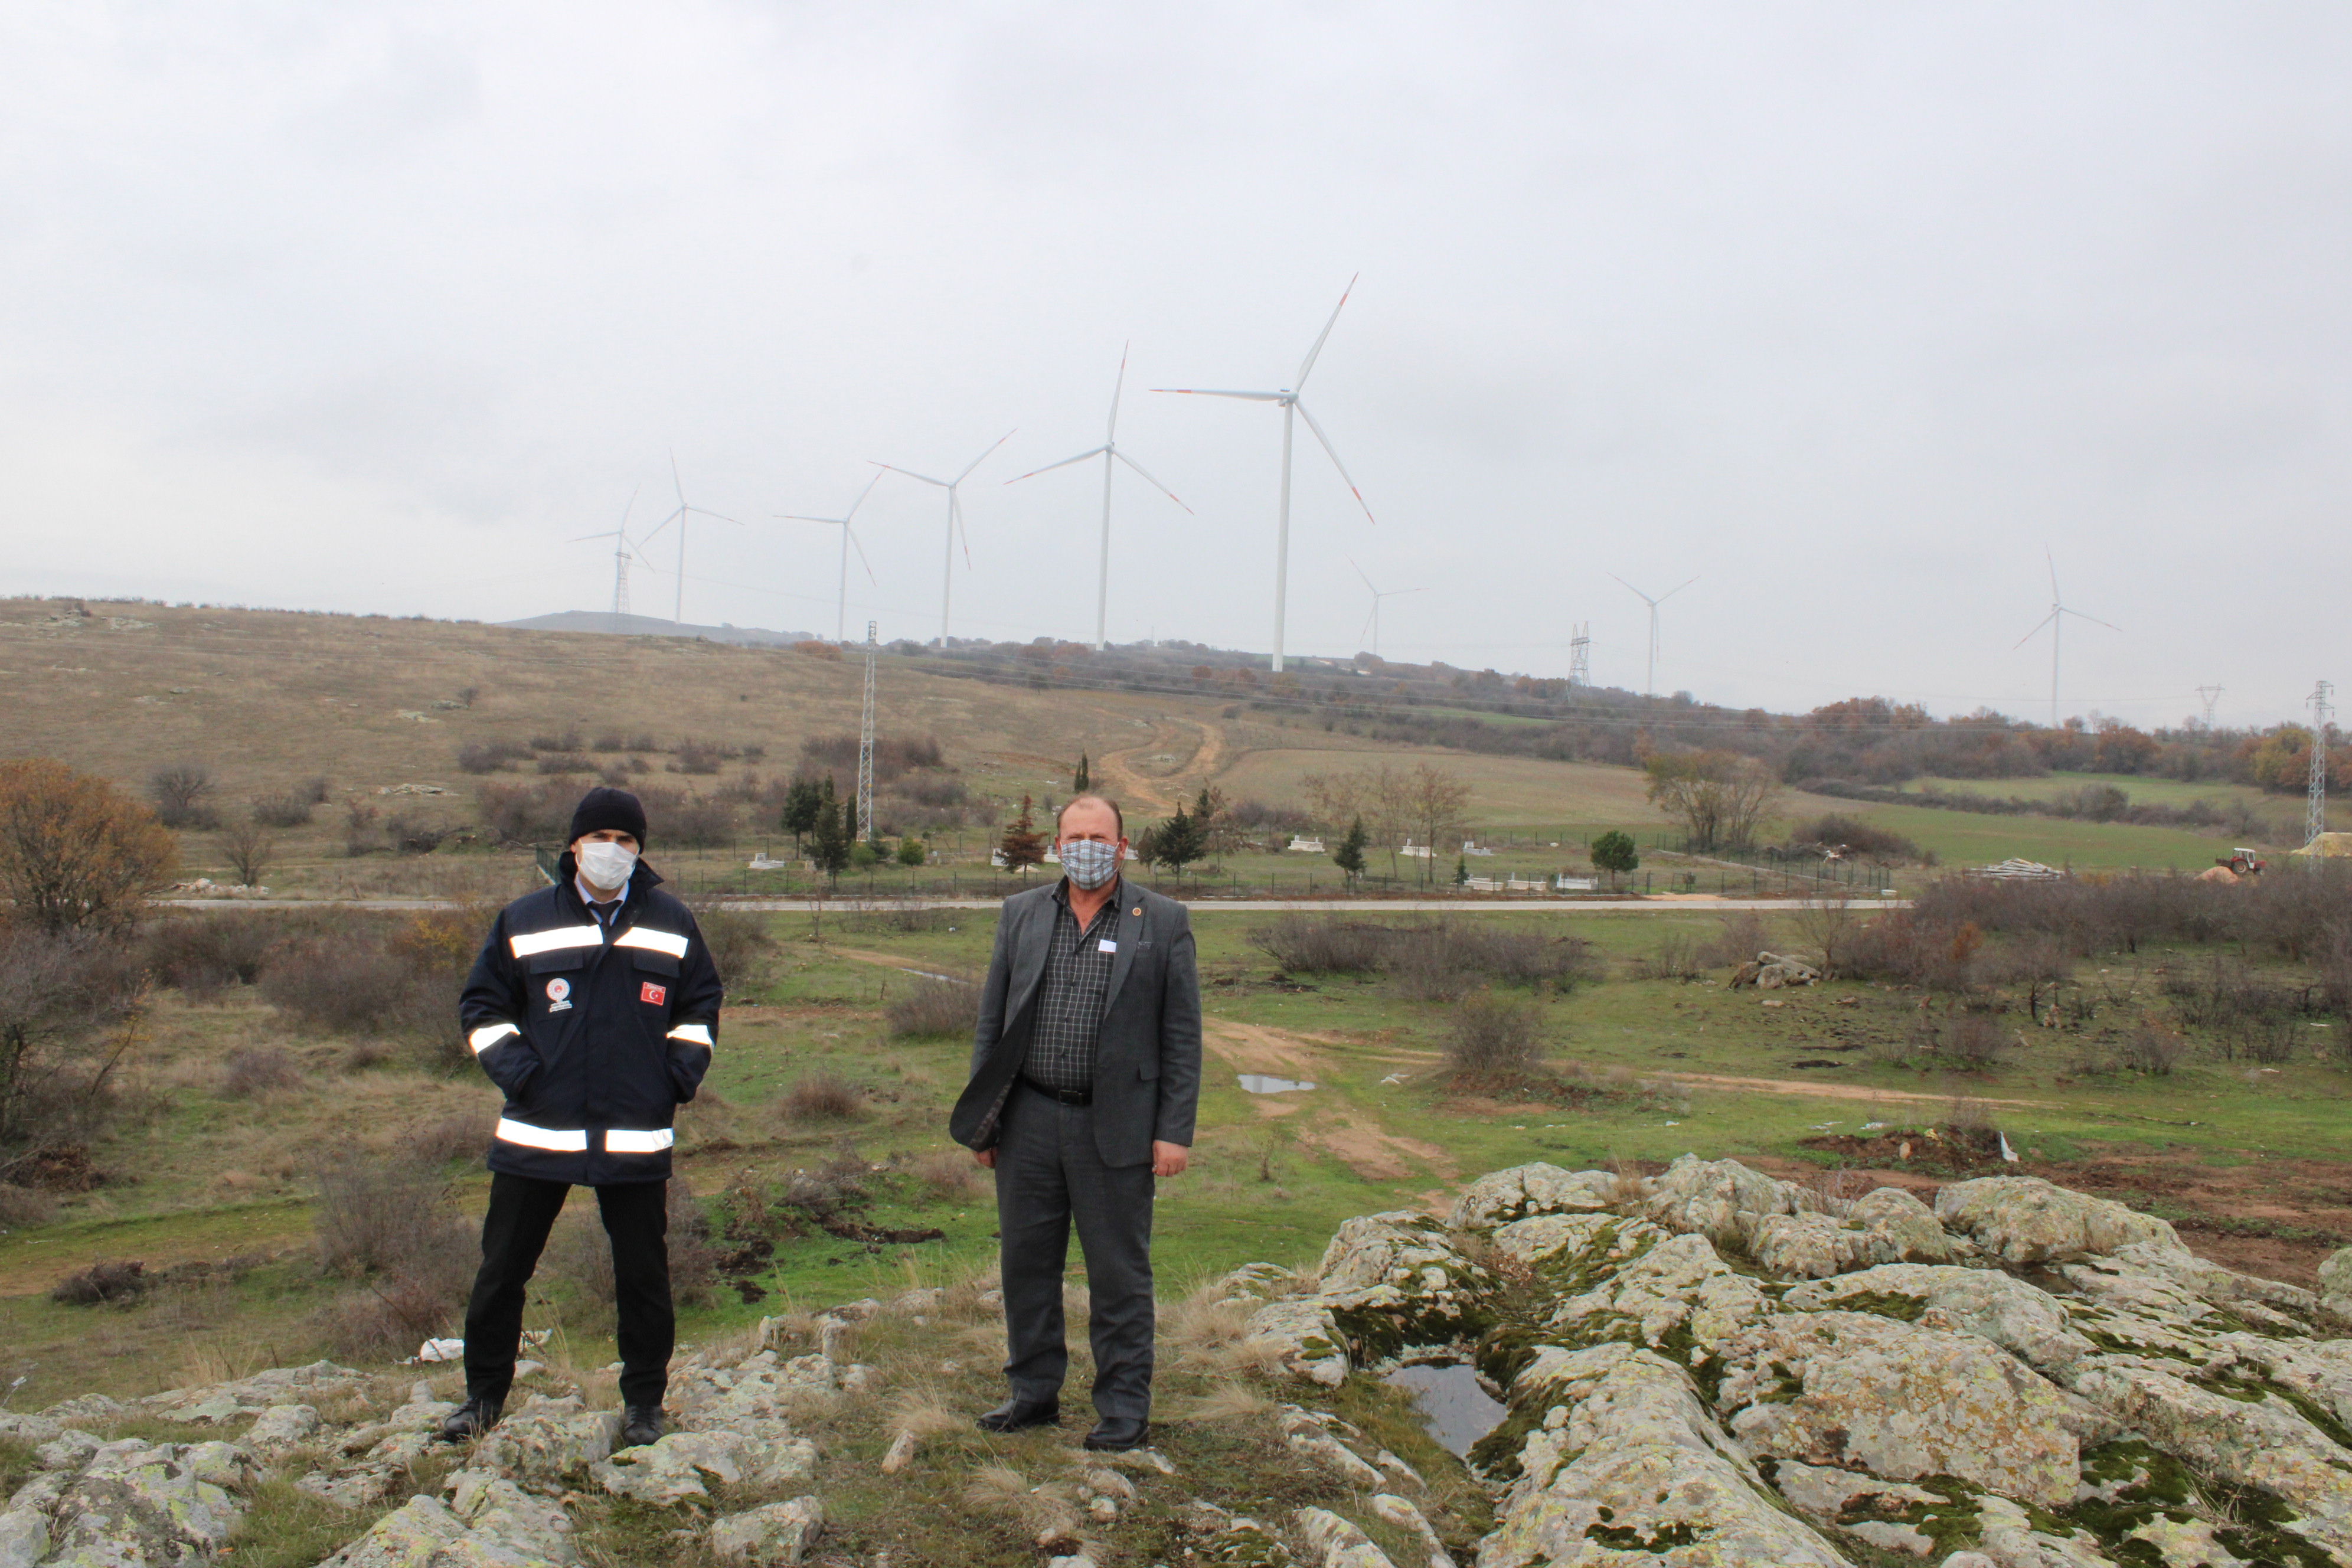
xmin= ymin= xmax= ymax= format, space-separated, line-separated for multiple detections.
xmin=1006 ymin=446 xmax=1108 ymax=484
xmin=952 ymin=488 xmax=974 ymax=568
xmin=1391 ymin=586 xmax=1432 ymax=598
xmin=635 ymin=513 xmax=675 ymax=548
xmin=1360 ymin=605 xmax=1377 ymax=646
xmin=1293 ymin=400 xmax=1375 ymax=523
xmin=687 ymin=505 xmax=743 ymax=526
xmin=2013 ymin=610 xmax=2060 ymax=648
xmin=776 ymin=512 xmax=850 ymax=524
xmin=1151 ymin=387 xmax=1288 ymax=401
xmin=845 ymin=524 xmax=878 ymax=585
xmin=1348 ymin=555 xmax=1378 ymax=594
xmin=1294 ymin=273 xmax=1358 ymax=391
xmin=1606 ymin=572 xmax=1657 ymax=607
xmin=2046 ymin=544 xmax=2061 ymax=605
xmin=1107 ymin=342 xmax=1128 ymax=441
xmin=670 ymin=452 xmax=687 ymax=509
xmin=619 ymin=486 xmax=638 ymax=531
xmin=1110 ymin=449 xmax=1191 ymax=512
xmin=2059 ymin=606 xmax=2121 ymax=632
xmin=841 ymin=468 xmax=885 ymax=519
xmin=878 ymin=463 xmax=950 ymax=486
xmin=567 ymin=530 xmax=616 ymax=544
xmin=955 ymin=429 xmax=1016 ymax=484
xmin=1655 ymin=576 xmax=1698 ymax=605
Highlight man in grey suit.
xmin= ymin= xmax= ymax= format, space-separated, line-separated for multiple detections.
xmin=949 ymin=792 xmax=1201 ymax=1451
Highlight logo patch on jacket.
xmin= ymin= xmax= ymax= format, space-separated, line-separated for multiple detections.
xmin=545 ymin=978 xmax=572 ymax=1012
xmin=641 ymin=981 xmax=667 ymax=1006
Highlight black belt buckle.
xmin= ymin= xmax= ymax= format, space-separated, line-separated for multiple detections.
xmin=1031 ymin=1083 xmax=1091 ymax=1106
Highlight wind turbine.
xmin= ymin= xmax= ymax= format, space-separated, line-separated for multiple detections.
xmin=2014 ymin=547 xmax=2118 ymax=729
xmin=1348 ymin=558 xmax=1427 ymax=661
xmin=570 ymin=489 xmax=641 ymax=632
xmin=776 ymin=471 xmax=883 ymax=644
xmin=878 ymin=432 xmax=1014 ymax=648
xmin=1608 ymin=574 xmax=1696 ymax=698
xmin=1156 ymin=276 xmax=1376 ymax=673
xmin=1006 ymin=345 xmax=1191 ymax=652
xmin=652 ymin=455 xmax=741 ymax=625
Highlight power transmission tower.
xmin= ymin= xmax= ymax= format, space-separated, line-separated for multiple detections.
xmin=1567 ymin=622 xmax=1591 ymax=688
xmin=2309 ymin=680 xmax=2333 ymax=846
xmin=856 ymin=621 xmax=878 ymax=845
xmin=2195 ymin=685 xmax=2222 ymax=730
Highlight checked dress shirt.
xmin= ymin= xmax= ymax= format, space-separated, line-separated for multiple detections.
xmin=1020 ymin=879 xmax=1121 ymax=1096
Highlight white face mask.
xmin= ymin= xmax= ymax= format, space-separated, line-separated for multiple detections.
xmin=578 ymin=840 xmax=638 ymax=893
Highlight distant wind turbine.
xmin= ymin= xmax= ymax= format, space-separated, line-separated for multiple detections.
xmin=1007 ymin=345 xmax=1190 ymax=652
xmin=2014 ymin=547 xmax=2118 ymax=729
xmin=1156 ymin=276 xmax=1375 ymax=674
xmin=878 ymin=432 xmax=1015 ymax=648
xmin=776 ymin=471 xmax=883 ymax=644
xmin=1348 ymin=558 xmax=1427 ymax=661
xmin=570 ymin=489 xmax=641 ymax=631
xmin=1608 ymin=574 xmax=1696 ymax=698
xmin=652 ymin=455 xmax=741 ymax=625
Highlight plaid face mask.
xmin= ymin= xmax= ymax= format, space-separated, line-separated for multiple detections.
xmin=1060 ymin=838 xmax=1119 ymax=890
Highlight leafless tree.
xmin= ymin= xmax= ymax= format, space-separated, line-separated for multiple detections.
xmin=220 ymin=816 xmax=275 ymax=888
xmin=1643 ymin=750 xmax=1782 ymax=851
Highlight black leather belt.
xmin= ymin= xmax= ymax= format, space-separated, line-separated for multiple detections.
xmin=1024 ymin=1082 xmax=1091 ymax=1106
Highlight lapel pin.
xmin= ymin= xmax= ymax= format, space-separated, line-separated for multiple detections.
xmin=1131 ymin=906 xmax=1141 ymax=917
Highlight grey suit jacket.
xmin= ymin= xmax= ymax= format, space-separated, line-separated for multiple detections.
xmin=948 ymin=878 xmax=1203 ymax=1167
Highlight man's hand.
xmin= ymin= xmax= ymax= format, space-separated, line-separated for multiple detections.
xmin=973 ymin=1147 xmax=997 ymax=1169
xmin=1151 ymin=1141 xmax=1189 ymax=1178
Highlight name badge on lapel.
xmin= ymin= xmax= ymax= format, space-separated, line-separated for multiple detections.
xmin=1097 ymin=939 xmax=1118 ymax=953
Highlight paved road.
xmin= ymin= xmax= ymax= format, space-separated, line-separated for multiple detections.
xmin=157 ymin=895 xmax=1909 ymax=914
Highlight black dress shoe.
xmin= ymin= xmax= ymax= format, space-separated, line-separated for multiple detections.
xmin=437 ymin=1395 xmax=503 ymax=1443
xmin=1082 ymin=1416 xmax=1149 ymax=1451
xmin=976 ymin=1397 xmax=1060 ymax=1433
xmin=620 ymin=1404 xmax=665 ymax=1448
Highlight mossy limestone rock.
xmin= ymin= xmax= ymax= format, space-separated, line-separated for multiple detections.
xmin=1446 ymin=1163 xmax=1618 ymax=1231
xmin=1933 ymin=1177 xmax=2181 ymax=1265
xmin=709 ymin=1496 xmax=825 ymax=1565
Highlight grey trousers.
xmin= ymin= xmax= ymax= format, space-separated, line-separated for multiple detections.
xmin=994 ymin=1081 xmax=1157 ymax=1420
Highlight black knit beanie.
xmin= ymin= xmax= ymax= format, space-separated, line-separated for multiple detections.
xmin=568 ymin=786 xmax=648 ymax=847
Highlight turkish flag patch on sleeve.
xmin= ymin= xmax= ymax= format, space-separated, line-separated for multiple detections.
xmin=640 ymin=981 xmax=667 ymax=1006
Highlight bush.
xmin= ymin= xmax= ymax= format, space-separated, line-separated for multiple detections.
xmin=688 ymin=902 xmax=773 ymax=988
xmin=1912 ymin=1011 xmax=2008 ymax=1072
xmin=311 ymin=1152 xmax=473 ymax=1354
xmin=0 ymin=1182 xmax=58 ymax=1228
xmin=2119 ymin=1023 xmax=2190 ymax=1076
xmin=636 ymin=788 xmax=736 ymax=848
xmin=407 ymin=1109 xmax=494 ymax=1165
xmin=383 ymin=815 xmax=450 ymax=856
xmin=257 ymin=910 xmax=471 ymax=1064
xmin=914 ymin=1149 xmax=984 ymax=1202
xmin=1788 ymin=814 xmax=1922 ymax=863
xmin=1252 ymin=914 xmax=1393 ymax=973
xmin=51 ymin=1259 xmax=148 ymax=1305
xmin=477 ymin=779 xmax=577 ymax=845
xmin=1631 ymin=932 xmax=1703 ymax=981
xmin=780 ymin=1071 xmax=866 ymax=1122
xmin=250 ymin=792 xmax=315 ymax=828
xmin=673 ymin=741 xmax=727 ymax=775
xmin=0 ymin=760 xmax=179 ymax=933
xmin=534 ymin=753 xmax=594 ymax=776
xmin=148 ymin=762 xmax=218 ymax=829
xmin=220 ymin=1047 xmax=299 ymax=1099
xmin=0 ymin=929 xmax=149 ymax=1180
xmin=457 ymin=740 xmax=530 ymax=775
xmin=529 ymin=729 xmax=584 ymax=753
xmin=885 ymin=976 xmax=980 ymax=1039
xmin=1444 ymin=991 xmax=1548 ymax=1077
xmin=219 ymin=818 xmax=275 ymax=887
xmin=669 ymin=1177 xmax=718 ymax=1307
xmin=145 ymin=914 xmax=276 ymax=998
xmin=1696 ymin=911 xmax=1770 ymax=971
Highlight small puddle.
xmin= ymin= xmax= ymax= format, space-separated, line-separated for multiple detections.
xmin=1384 ymin=1362 xmax=1507 ymax=1459
xmin=1236 ymin=1074 xmax=1316 ymax=1094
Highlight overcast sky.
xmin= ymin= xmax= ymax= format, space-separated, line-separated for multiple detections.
xmin=4 ymin=4 xmax=2347 ymax=727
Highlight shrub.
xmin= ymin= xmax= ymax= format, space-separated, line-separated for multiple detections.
xmin=1788 ymin=813 xmax=1921 ymax=863
xmin=148 ymin=762 xmax=219 ymax=829
xmin=0 ymin=1182 xmax=57 ymax=1229
xmin=383 ymin=815 xmax=450 ymax=856
xmin=534 ymin=753 xmax=594 ymax=776
xmin=1631 ymin=932 xmax=1703 ymax=981
xmin=2119 ymin=1023 xmax=2190 ymax=1076
xmin=914 ymin=1149 xmax=984 ymax=1202
xmin=1252 ymin=914 xmax=1393 ymax=973
xmin=144 ymin=914 xmax=276 ymax=998
xmin=478 ymin=779 xmax=576 ymax=845
xmin=636 ymin=788 xmax=735 ymax=848
xmin=1696 ymin=911 xmax=1770 ymax=970
xmin=0 ymin=929 xmax=149 ymax=1179
xmin=529 ymin=729 xmax=584 ymax=753
xmin=220 ymin=1047 xmax=299 ymax=1099
xmin=688 ymin=902 xmax=773 ymax=987
xmin=780 ymin=1071 xmax=866 ymax=1122
xmin=668 ymin=1177 xmax=718 ymax=1307
xmin=0 ymin=760 xmax=178 ymax=933
xmin=673 ymin=741 xmax=726 ymax=775
xmin=219 ymin=818 xmax=275 ymax=887
xmin=544 ymin=1214 xmax=618 ymax=1315
xmin=250 ymin=792 xmax=315 ymax=828
xmin=456 ymin=740 xmax=530 ymax=775
xmin=885 ymin=976 xmax=980 ymax=1039
xmin=314 ymin=1155 xmax=466 ymax=1278
xmin=407 ymin=1109 xmax=494 ymax=1164
xmin=1444 ymin=991 xmax=1548 ymax=1078
xmin=1912 ymin=1011 xmax=2008 ymax=1072
xmin=51 ymin=1259 xmax=148 ymax=1305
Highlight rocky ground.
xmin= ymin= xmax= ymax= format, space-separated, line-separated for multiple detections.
xmin=5 ymin=1162 xmax=2351 ymax=1566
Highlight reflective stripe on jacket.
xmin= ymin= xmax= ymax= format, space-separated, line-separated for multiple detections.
xmin=457 ymin=861 xmax=721 ymax=1184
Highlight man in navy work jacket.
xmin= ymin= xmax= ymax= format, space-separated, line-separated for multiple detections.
xmin=949 ymin=792 xmax=1201 ymax=1452
xmin=442 ymin=786 xmax=722 ymax=1448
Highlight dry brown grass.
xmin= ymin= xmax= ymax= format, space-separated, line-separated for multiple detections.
xmin=914 ymin=1149 xmax=986 ymax=1203
xmin=778 ymin=1070 xmax=866 ymax=1123
xmin=1167 ymin=1379 xmax=1275 ymax=1423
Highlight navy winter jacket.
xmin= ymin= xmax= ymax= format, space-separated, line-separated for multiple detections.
xmin=457 ymin=860 xmax=721 ymax=1184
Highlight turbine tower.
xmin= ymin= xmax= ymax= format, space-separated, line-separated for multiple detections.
xmin=1155 ymin=276 xmax=1376 ymax=674
xmin=1348 ymin=558 xmax=1427 ymax=661
xmin=2013 ymin=548 xmax=2117 ymax=729
xmin=1007 ymin=345 xmax=1191 ymax=651
xmin=2309 ymin=680 xmax=2333 ymax=845
xmin=1608 ymin=575 xmax=1696 ymax=698
xmin=569 ymin=489 xmax=640 ymax=632
xmin=879 ymin=432 xmax=1014 ymax=648
xmin=858 ymin=620 xmax=880 ymax=846
xmin=652 ymin=455 xmax=740 ymax=625
xmin=776 ymin=472 xmax=883 ymax=644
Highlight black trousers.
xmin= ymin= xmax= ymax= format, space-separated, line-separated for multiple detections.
xmin=462 ymin=1171 xmax=672 ymax=1408
xmin=994 ymin=1081 xmax=1157 ymax=1420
